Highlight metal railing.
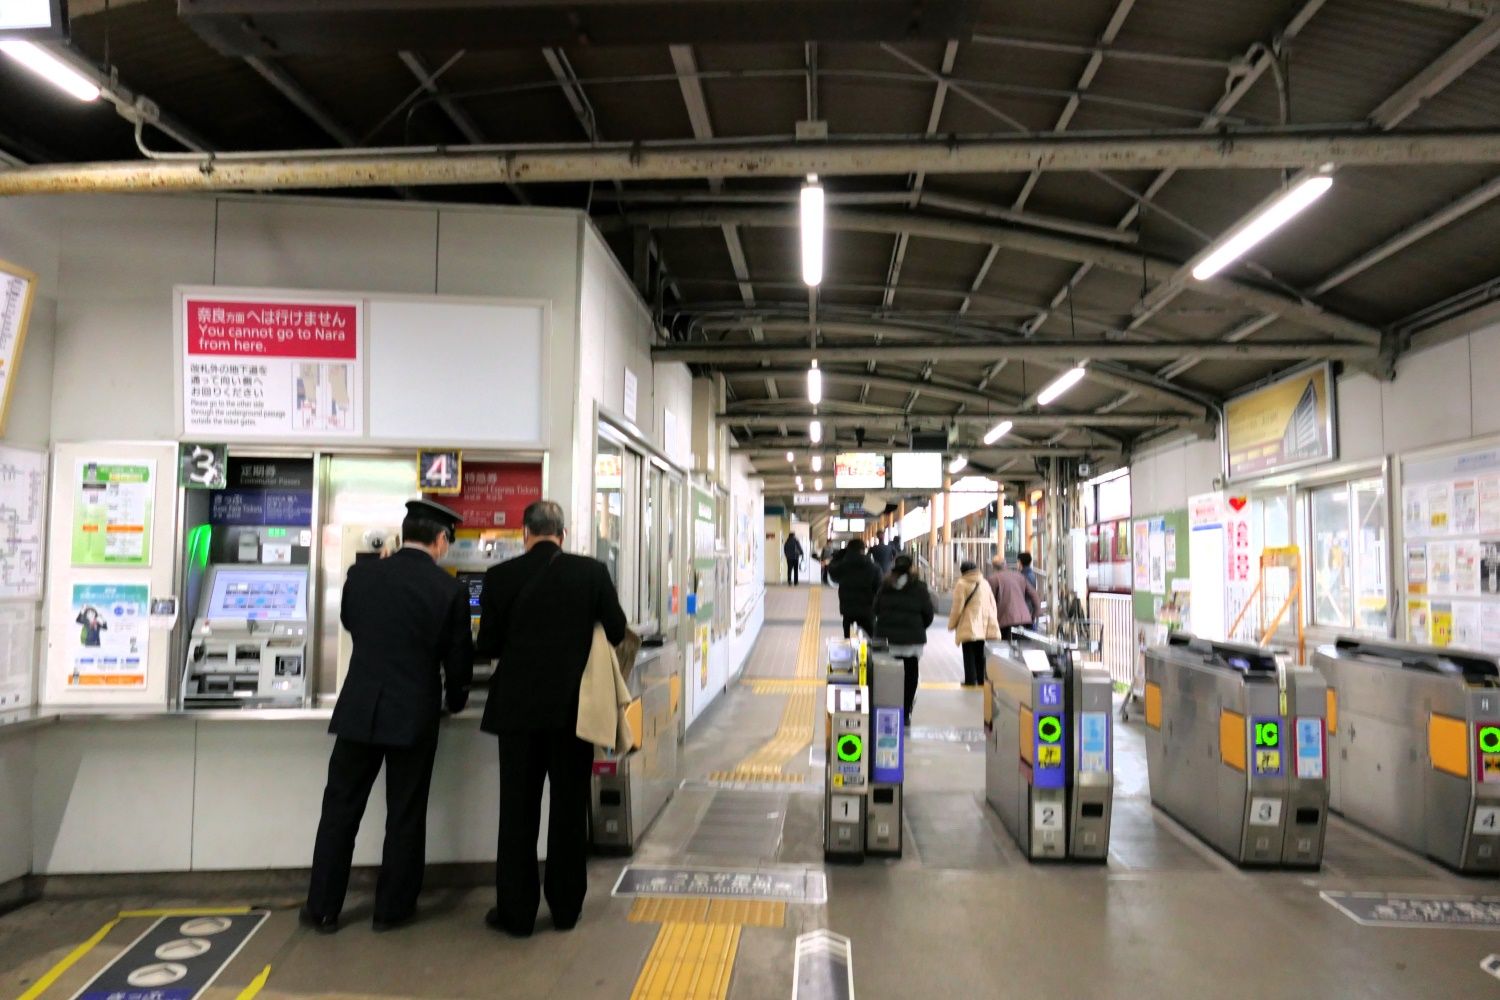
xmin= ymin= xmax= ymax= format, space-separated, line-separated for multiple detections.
xmin=1088 ymin=593 xmax=1134 ymax=687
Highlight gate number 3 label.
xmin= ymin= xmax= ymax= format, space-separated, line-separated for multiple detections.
xmin=1249 ymin=797 xmax=1282 ymax=826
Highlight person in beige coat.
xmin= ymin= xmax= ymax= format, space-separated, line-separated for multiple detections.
xmin=949 ymin=560 xmax=1001 ymax=686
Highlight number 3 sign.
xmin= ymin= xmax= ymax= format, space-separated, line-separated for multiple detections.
xmin=418 ymin=450 xmax=463 ymax=494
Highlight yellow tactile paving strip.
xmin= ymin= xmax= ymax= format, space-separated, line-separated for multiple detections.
xmin=630 ymin=922 xmax=742 ymax=1000
xmin=628 ymin=897 xmax=787 ymax=929
xmin=710 ymin=587 xmax=823 ymax=784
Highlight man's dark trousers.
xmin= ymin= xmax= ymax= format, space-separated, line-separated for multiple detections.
xmin=495 ymin=728 xmax=595 ymax=934
xmin=306 ymin=732 xmax=440 ymax=923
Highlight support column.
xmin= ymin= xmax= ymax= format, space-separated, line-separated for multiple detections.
xmin=940 ymin=474 xmax=952 ymax=587
xmin=996 ymin=482 xmax=1006 ymax=563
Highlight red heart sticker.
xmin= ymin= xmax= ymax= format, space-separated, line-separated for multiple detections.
xmin=1227 ymin=496 xmax=1248 ymax=512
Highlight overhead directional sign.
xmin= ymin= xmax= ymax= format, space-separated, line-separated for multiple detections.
xmin=794 ymin=492 xmax=831 ymax=506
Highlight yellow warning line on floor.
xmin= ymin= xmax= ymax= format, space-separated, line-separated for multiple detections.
xmin=712 ymin=588 xmax=823 ymax=784
xmin=629 ymin=897 xmax=786 ymax=928
xmin=630 ymin=922 xmax=742 ymax=1000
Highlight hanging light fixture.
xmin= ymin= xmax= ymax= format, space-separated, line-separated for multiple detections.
xmin=786 ymin=451 xmax=795 ymax=463
xmin=0 ymin=41 xmax=101 ymax=101
xmin=811 ymin=455 xmax=823 ymax=472
xmin=801 ymin=175 xmax=824 ymax=287
xmin=983 ymin=420 xmax=1014 ymax=445
xmin=814 ymin=477 xmax=823 ymax=492
xmin=1037 ymin=366 xmax=1087 ymax=406
xmin=807 ymin=360 xmax=822 ymax=406
xmin=809 ymin=418 xmax=822 ymax=443
xmin=948 ymin=454 xmax=968 ymax=475
xmin=1191 ymin=172 xmax=1334 ymax=281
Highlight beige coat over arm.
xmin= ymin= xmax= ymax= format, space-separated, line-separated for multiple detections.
xmin=948 ymin=570 xmax=1001 ymax=644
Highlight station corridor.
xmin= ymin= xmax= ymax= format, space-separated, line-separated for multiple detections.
xmin=1 ymin=586 xmax=1494 ymax=1000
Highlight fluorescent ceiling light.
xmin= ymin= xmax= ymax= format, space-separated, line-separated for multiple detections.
xmin=814 ymin=477 xmax=823 ymax=491
xmin=983 ymin=420 xmax=1014 ymax=445
xmin=809 ymin=419 xmax=822 ymax=444
xmin=948 ymin=455 xmax=968 ymax=474
xmin=796 ymin=477 xmax=804 ymax=490
xmin=807 ymin=361 xmax=822 ymax=406
xmin=801 ymin=177 xmax=824 ymax=286
xmin=1037 ymin=366 xmax=1087 ymax=406
xmin=0 ymin=41 xmax=101 ymax=102
xmin=786 ymin=451 xmax=795 ymax=463
xmin=811 ymin=455 xmax=823 ymax=472
xmin=1191 ymin=175 xmax=1333 ymax=281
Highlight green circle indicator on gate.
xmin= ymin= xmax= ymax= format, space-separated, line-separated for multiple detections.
xmin=1480 ymin=726 xmax=1500 ymax=755
xmin=836 ymin=733 xmax=864 ymax=762
xmin=1037 ymin=716 xmax=1063 ymax=744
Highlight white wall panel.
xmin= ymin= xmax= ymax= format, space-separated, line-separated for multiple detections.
xmin=0 ymin=732 xmax=33 ymax=883
xmin=1381 ymin=336 xmax=1472 ymax=455
xmin=1470 ymin=324 xmax=1500 ymax=437
xmin=32 ymin=721 xmax=195 ymax=873
xmin=191 ymin=722 xmax=385 ymax=870
xmin=1336 ymin=371 xmax=1385 ymax=462
xmin=214 ymin=198 xmax=439 ymax=294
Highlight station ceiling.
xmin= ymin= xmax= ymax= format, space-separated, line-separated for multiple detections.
xmin=3 ymin=0 xmax=1499 ymax=495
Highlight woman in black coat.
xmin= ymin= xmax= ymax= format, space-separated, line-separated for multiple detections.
xmin=872 ymin=554 xmax=935 ymax=726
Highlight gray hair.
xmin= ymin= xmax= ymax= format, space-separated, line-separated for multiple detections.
xmin=523 ymin=500 xmax=566 ymax=538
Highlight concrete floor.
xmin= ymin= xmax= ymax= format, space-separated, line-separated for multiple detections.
xmin=3 ymin=584 xmax=1498 ymax=998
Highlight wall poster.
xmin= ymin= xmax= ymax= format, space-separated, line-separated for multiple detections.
xmin=67 ymin=581 xmax=149 ymax=689
xmin=180 ymin=290 xmax=364 ymax=439
xmin=1223 ymin=363 xmax=1336 ymax=481
xmin=0 ymin=601 xmax=36 ymax=709
xmin=0 ymin=444 xmax=47 ymax=599
xmin=1401 ymin=441 xmax=1500 ymax=654
xmin=0 ymin=257 xmax=37 ymax=436
xmin=71 ymin=459 xmax=155 ymax=567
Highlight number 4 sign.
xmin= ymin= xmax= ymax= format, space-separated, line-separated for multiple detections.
xmin=418 ymin=450 xmax=462 ymax=494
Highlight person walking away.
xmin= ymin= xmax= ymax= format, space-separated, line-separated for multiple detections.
xmin=988 ymin=556 xmax=1039 ymax=640
xmin=873 ymin=554 xmax=935 ymax=726
xmin=303 ymin=499 xmax=473 ymax=934
xmin=868 ymin=539 xmax=894 ymax=576
xmin=819 ymin=546 xmax=833 ymax=585
xmin=1018 ymin=551 xmax=1040 ymax=622
xmin=784 ymin=532 xmax=804 ymax=586
xmin=477 ymin=500 xmax=627 ymax=937
xmin=828 ymin=538 xmax=881 ymax=638
xmin=948 ymin=560 xmax=1000 ymax=686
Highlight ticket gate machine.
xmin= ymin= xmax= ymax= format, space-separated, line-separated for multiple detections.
xmin=590 ymin=642 xmax=681 ymax=853
xmin=1313 ymin=638 xmax=1500 ymax=873
xmin=1145 ymin=634 xmax=1328 ymax=868
xmin=985 ymin=630 xmax=1114 ymax=861
xmin=823 ymin=640 xmax=907 ymax=860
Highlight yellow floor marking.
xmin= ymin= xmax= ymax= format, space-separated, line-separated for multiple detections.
xmin=628 ymin=898 xmax=785 ymax=929
xmin=235 ymin=964 xmax=273 ymax=1000
xmin=117 ymin=906 xmax=253 ymax=918
xmin=705 ymin=900 xmax=785 ymax=928
xmin=714 ymin=589 xmax=822 ymax=784
xmin=630 ymin=897 xmax=710 ymax=924
xmin=14 ymin=917 xmax=121 ymax=1000
xmin=630 ymin=921 xmax=741 ymax=1000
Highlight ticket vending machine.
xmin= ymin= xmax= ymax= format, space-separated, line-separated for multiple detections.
xmin=182 ymin=565 xmax=310 ymax=706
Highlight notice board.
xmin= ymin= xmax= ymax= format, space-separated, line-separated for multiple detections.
xmin=1131 ymin=508 xmax=1191 ymax=627
xmin=0 ymin=257 xmax=38 ymax=436
xmin=1400 ymin=437 xmax=1500 ymax=653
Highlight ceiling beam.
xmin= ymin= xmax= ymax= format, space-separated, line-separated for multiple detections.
xmin=8 ymin=128 xmax=1500 ymax=197
xmin=739 ymin=445 xmax=1105 ymax=458
xmin=623 ymin=207 xmax=1382 ymax=345
xmin=720 ymin=366 xmax=1026 ymax=409
xmin=398 ymin=50 xmax=529 ymax=205
xmin=1391 ymin=0 xmax=1499 ymax=16
xmin=244 ymin=56 xmax=359 ymax=148
xmin=660 ymin=338 xmax=1373 ymax=364
xmin=720 ymin=411 xmax=1190 ymax=429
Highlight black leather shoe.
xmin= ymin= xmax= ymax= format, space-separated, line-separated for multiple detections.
xmin=485 ymin=907 xmax=533 ymax=938
xmin=298 ymin=906 xmax=338 ymax=935
xmin=372 ymin=910 xmax=416 ymax=933
xmin=553 ymin=915 xmax=579 ymax=932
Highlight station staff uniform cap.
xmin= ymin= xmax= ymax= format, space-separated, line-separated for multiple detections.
xmin=406 ymin=498 xmax=463 ymax=529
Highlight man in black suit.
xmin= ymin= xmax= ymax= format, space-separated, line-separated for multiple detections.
xmin=302 ymin=499 xmax=473 ymax=934
xmin=478 ymin=500 xmax=627 ymax=937
xmin=829 ymin=538 xmax=882 ymax=638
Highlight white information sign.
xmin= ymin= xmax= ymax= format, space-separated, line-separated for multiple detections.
xmin=0 ymin=445 xmax=46 ymax=599
xmin=180 ymin=289 xmax=363 ymax=439
xmin=0 ymin=259 xmax=37 ymax=436
xmin=0 ymin=601 xmax=36 ymax=709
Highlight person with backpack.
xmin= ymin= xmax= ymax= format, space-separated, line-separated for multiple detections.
xmin=872 ymin=554 xmax=935 ymax=727
xmin=783 ymin=532 xmax=804 ymax=585
xmin=948 ymin=560 xmax=1000 ymax=686
xmin=828 ymin=539 xmax=881 ymax=638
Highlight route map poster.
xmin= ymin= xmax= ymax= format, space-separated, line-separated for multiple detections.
xmin=0 ymin=444 xmax=47 ymax=599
